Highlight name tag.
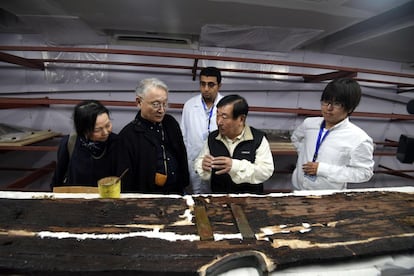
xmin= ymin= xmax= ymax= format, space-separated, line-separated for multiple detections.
xmin=241 ymin=151 xmax=250 ymax=154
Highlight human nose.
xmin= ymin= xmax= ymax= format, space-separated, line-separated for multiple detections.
xmin=102 ymin=127 xmax=110 ymax=135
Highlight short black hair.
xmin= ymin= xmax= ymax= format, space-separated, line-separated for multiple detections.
xmin=73 ymin=100 xmax=109 ymax=137
xmin=217 ymin=94 xmax=248 ymax=119
xmin=321 ymin=78 xmax=361 ymax=114
xmin=200 ymin=67 xmax=222 ymax=84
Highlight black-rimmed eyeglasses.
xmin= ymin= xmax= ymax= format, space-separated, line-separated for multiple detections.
xmin=321 ymin=100 xmax=343 ymax=109
xmin=200 ymin=81 xmax=218 ymax=88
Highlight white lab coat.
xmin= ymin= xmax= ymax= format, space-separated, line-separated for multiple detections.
xmin=181 ymin=93 xmax=223 ymax=193
xmin=291 ymin=117 xmax=374 ymax=190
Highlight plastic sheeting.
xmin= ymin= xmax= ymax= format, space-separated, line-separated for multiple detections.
xmin=44 ymin=51 xmax=108 ymax=84
xmin=200 ymin=24 xmax=323 ymax=52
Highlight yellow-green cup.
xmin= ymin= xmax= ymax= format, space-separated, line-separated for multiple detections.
xmin=98 ymin=176 xmax=121 ymax=198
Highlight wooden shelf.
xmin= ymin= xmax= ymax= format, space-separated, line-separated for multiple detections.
xmin=0 ymin=130 xmax=60 ymax=152
xmin=1 ymin=97 xmax=414 ymax=121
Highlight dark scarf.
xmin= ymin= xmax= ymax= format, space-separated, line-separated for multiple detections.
xmin=79 ymin=136 xmax=107 ymax=158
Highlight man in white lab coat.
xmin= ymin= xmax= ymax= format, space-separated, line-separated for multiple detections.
xmin=291 ymin=78 xmax=374 ymax=190
xmin=181 ymin=67 xmax=223 ymax=194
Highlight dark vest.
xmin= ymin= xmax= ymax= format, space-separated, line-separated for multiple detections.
xmin=208 ymin=127 xmax=265 ymax=194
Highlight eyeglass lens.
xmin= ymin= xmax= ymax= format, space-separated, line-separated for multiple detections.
xmin=200 ymin=81 xmax=217 ymax=88
xmin=321 ymin=100 xmax=342 ymax=108
xmin=151 ymin=102 xmax=167 ymax=109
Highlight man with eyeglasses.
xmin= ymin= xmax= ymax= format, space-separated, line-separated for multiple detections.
xmin=194 ymin=94 xmax=274 ymax=194
xmin=116 ymin=78 xmax=190 ymax=194
xmin=181 ymin=67 xmax=223 ymax=194
xmin=291 ymin=78 xmax=374 ymax=190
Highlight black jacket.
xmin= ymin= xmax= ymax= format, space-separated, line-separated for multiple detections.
xmin=51 ymin=133 xmax=118 ymax=188
xmin=116 ymin=112 xmax=189 ymax=194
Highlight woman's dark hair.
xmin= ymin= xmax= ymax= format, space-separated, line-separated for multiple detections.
xmin=217 ymin=94 xmax=248 ymax=119
xmin=320 ymin=78 xmax=361 ymax=114
xmin=73 ymin=100 xmax=109 ymax=137
xmin=200 ymin=66 xmax=222 ymax=84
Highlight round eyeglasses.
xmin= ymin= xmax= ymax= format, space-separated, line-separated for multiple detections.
xmin=321 ymin=100 xmax=343 ymax=109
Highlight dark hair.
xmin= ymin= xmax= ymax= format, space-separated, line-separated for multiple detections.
xmin=73 ymin=100 xmax=110 ymax=136
xmin=320 ymin=78 xmax=361 ymax=114
xmin=200 ymin=67 xmax=222 ymax=84
xmin=217 ymin=94 xmax=248 ymax=119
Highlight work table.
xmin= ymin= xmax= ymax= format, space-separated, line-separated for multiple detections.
xmin=1 ymin=187 xmax=413 ymax=275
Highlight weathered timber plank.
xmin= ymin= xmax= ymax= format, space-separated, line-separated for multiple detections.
xmin=0 ymin=130 xmax=59 ymax=147
xmin=230 ymin=203 xmax=255 ymax=239
xmin=194 ymin=205 xmax=214 ymax=241
xmin=0 ymin=191 xmax=413 ymax=274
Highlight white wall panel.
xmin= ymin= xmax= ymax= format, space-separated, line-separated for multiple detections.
xmin=0 ymin=38 xmax=413 ymax=190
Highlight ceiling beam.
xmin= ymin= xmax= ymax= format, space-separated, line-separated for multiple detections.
xmin=321 ymin=1 xmax=414 ymax=51
xmin=0 ymin=45 xmax=413 ymax=79
xmin=303 ymin=70 xmax=357 ymax=82
xmin=0 ymin=52 xmax=44 ymax=70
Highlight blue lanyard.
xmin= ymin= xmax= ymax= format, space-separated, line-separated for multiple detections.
xmin=201 ymin=99 xmax=214 ymax=133
xmin=312 ymin=121 xmax=330 ymax=162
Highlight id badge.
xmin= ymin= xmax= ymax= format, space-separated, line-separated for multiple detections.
xmin=202 ymin=131 xmax=209 ymax=141
xmin=304 ymin=174 xmax=317 ymax=182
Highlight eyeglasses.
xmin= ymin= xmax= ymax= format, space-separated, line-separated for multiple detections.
xmin=321 ymin=100 xmax=343 ymax=109
xmin=147 ymin=101 xmax=168 ymax=110
xmin=139 ymin=97 xmax=168 ymax=110
xmin=200 ymin=81 xmax=218 ymax=88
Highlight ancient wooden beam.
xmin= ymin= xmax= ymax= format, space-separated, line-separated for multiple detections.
xmin=230 ymin=203 xmax=255 ymax=240
xmin=194 ymin=205 xmax=214 ymax=241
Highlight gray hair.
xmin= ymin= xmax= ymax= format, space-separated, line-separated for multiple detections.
xmin=135 ymin=78 xmax=168 ymax=98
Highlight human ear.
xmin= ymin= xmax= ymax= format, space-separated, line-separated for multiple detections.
xmin=240 ymin=114 xmax=246 ymax=123
xmin=136 ymin=97 xmax=142 ymax=107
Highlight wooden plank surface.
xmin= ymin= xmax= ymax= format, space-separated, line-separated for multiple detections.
xmin=0 ymin=130 xmax=59 ymax=147
xmin=0 ymin=191 xmax=413 ymax=274
xmin=194 ymin=205 xmax=214 ymax=241
xmin=230 ymin=203 xmax=255 ymax=240
xmin=53 ymin=186 xmax=99 ymax=193
xmin=269 ymin=141 xmax=295 ymax=152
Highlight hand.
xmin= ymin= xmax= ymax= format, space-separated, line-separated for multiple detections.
xmin=302 ymin=161 xmax=319 ymax=176
xmin=211 ymin=156 xmax=232 ymax=175
xmin=202 ymin=154 xmax=214 ymax=172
